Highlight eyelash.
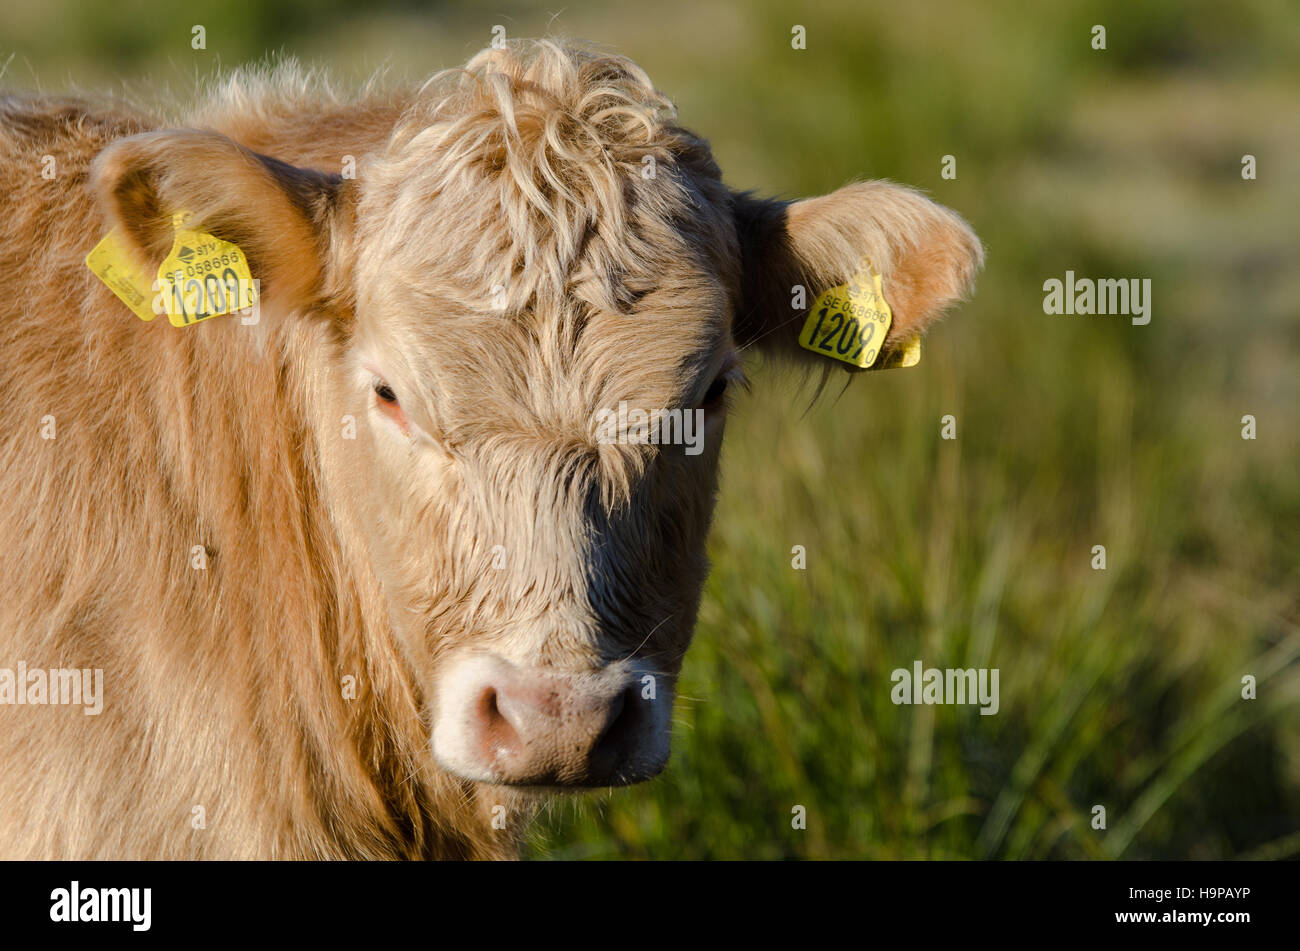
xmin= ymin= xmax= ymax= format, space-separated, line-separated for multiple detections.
xmin=700 ymin=361 xmax=745 ymax=410
xmin=702 ymin=375 xmax=728 ymax=406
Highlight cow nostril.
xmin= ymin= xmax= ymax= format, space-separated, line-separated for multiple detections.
xmin=591 ymin=686 xmax=642 ymax=768
xmin=477 ymin=686 xmax=522 ymax=760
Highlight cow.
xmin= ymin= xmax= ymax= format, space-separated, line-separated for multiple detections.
xmin=0 ymin=39 xmax=981 ymax=859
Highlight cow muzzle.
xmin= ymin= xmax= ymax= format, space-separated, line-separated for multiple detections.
xmin=430 ymin=653 xmax=671 ymax=787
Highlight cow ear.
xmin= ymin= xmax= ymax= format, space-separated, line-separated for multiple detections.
xmin=732 ymin=181 xmax=982 ymax=369
xmin=89 ymin=129 xmax=352 ymax=312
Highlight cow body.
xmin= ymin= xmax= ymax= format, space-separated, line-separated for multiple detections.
xmin=0 ymin=42 xmax=980 ymax=859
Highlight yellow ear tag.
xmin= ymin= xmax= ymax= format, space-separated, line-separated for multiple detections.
xmin=154 ymin=213 xmax=258 ymax=327
xmin=87 ymin=213 xmax=257 ymax=327
xmin=798 ymin=262 xmax=893 ymax=369
xmin=84 ymin=229 xmax=157 ymax=321
xmin=878 ymin=335 xmax=922 ymax=370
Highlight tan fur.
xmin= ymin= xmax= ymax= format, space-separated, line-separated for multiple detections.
xmin=0 ymin=40 xmax=980 ymax=859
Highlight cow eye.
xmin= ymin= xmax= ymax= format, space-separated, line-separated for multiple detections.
xmin=371 ymin=376 xmax=413 ymax=436
xmin=701 ymin=375 xmax=728 ymax=407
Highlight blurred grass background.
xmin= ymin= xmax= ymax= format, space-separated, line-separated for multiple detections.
xmin=5 ymin=0 xmax=1297 ymax=859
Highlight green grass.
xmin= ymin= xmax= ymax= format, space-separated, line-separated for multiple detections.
xmin=5 ymin=0 xmax=1297 ymax=859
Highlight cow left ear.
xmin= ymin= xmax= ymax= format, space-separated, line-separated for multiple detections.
xmin=89 ymin=129 xmax=353 ymax=313
xmin=732 ymin=181 xmax=983 ymax=368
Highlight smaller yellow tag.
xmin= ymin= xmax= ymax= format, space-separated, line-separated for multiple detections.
xmin=85 ymin=229 xmax=157 ymax=321
xmin=798 ymin=262 xmax=893 ymax=369
xmin=154 ymin=216 xmax=258 ymax=327
xmin=878 ymin=336 xmax=922 ymax=370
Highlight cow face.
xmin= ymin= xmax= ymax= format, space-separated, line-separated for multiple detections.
xmin=90 ymin=41 xmax=980 ymax=793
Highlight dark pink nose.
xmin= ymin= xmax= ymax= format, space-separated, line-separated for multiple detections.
xmin=432 ymin=654 xmax=669 ymax=787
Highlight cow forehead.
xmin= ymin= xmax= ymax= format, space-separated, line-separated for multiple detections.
xmin=349 ymin=41 xmax=741 ymax=336
xmin=354 ymin=168 xmax=738 ymax=416
xmin=354 ymin=145 xmax=737 ymax=312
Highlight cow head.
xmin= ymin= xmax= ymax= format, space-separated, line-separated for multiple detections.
xmin=91 ymin=41 xmax=981 ymax=793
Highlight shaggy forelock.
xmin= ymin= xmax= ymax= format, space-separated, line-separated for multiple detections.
xmin=355 ymin=38 xmax=735 ymax=318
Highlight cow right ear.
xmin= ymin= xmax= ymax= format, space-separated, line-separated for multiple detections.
xmin=731 ymin=182 xmax=982 ymax=371
xmin=90 ymin=129 xmax=354 ymax=314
